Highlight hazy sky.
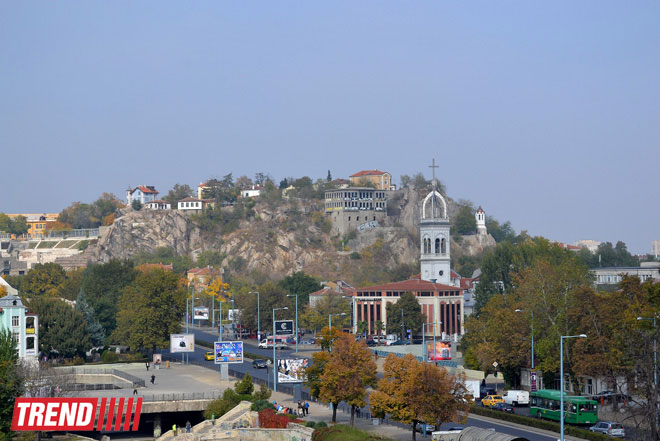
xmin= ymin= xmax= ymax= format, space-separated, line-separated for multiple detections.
xmin=1 ymin=2 xmax=659 ymax=253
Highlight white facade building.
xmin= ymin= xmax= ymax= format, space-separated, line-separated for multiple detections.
xmin=241 ymin=186 xmax=263 ymax=198
xmin=0 ymin=291 xmax=39 ymax=361
xmin=126 ymin=185 xmax=159 ymax=205
xmin=145 ymin=200 xmax=171 ymax=210
xmin=653 ymin=240 xmax=660 ymax=258
xmin=420 ymin=187 xmax=452 ymax=285
xmin=591 ymin=262 xmax=660 ymax=285
xmin=475 ymin=206 xmax=487 ymax=236
xmin=575 ymin=239 xmax=601 ymax=253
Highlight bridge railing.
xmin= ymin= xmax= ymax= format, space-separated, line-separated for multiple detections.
xmin=54 ymin=366 xmax=146 ymax=387
xmin=141 ymin=391 xmax=224 ymax=402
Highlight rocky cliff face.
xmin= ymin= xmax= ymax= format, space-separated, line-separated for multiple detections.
xmin=88 ymin=187 xmax=495 ymax=281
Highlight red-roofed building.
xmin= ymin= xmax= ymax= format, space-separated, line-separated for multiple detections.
xmin=126 ymin=185 xmax=159 ymax=205
xmin=348 ymin=278 xmax=463 ymax=337
xmin=349 ymin=170 xmax=394 ymax=190
xmin=309 ymin=280 xmax=356 ymax=308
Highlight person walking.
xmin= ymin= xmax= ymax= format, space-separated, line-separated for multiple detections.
xmin=150 ymin=374 xmax=155 ymax=385
xmin=304 ymin=401 xmax=309 ymax=416
xmin=133 ymin=383 xmax=138 ymax=395
xmin=172 ymin=424 xmax=177 ymax=436
xmin=146 ymin=362 xmax=150 ymax=371
xmin=185 ymin=421 xmax=191 ymax=433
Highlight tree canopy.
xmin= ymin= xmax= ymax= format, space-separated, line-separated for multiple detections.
xmin=385 ymin=292 xmax=424 ymax=339
xmin=0 ymin=213 xmax=28 ymax=236
xmin=20 ymin=262 xmax=67 ymax=297
xmin=27 ymin=297 xmax=91 ymax=358
xmin=163 ymin=184 xmax=193 ymax=205
xmin=0 ymin=328 xmax=23 ymax=440
xmin=58 ymin=193 xmax=122 ymax=229
xmin=453 ymin=202 xmax=476 ymax=235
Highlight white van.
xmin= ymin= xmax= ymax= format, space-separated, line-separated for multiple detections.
xmin=385 ymin=334 xmax=398 ymax=346
xmin=503 ymin=390 xmax=529 ymax=406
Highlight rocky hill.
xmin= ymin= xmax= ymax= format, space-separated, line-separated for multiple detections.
xmin=88 ymin=187 xmax=495 ymax=285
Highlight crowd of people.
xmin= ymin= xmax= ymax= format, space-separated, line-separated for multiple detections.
xmin=271 ymin=400 xmax=310 ymax=417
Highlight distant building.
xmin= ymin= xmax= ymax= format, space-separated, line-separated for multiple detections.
xmin=5 ymin=213 xmax=58 ymax=240
xmin=349 ymin=170 xmax=395 ymax=191
xmin=653 ymin=240 xmax=660 ymax=258
xmin=187 ymin=266 xmax=224 ymax=294
xmin=591 ymin=262 xmax=660 ymax=285
xmin=309 ymin=280 xmax=355 ymax=308
xmin=240 ymin=185 xmax=263 ymax=198
xmin=575 ymin=239 xmax=601 ymax=253
xmin=329 ymin=179 xmax=350 ymax=189
xmin=552 ymin=241 xmax=582 ymax=251
xmin=177 ymin=197 xmax=214 ymax=212
xmin=144 ymin=200 xmax=171 ymax=210
xmin=0 ymin=291 xmax=39 ymax=361
xmin=475 ymin=206 xmax=487 ymax=236
xmin=324 ymin=187 xmax=388 ymax=235
xmin=197 ymin=182 xmax=210 ymax=199
xmin=126 ymin=186 xmax=159 ymax=205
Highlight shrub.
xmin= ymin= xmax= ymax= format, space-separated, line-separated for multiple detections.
xmin=315 ymin=421 xmax=327 ymax=428
xmin=305 ymin=421 xmax=316 ymax=428
xmin=253 ymin=383 xmax=272 ymax=401
xmin=101 ymin=350 xmax=119 ymax=363
xmin=258 ymin=408 xmax=302 ymax=429
xmin=350 ymin=252 xmax=361 ymax=260
xmin=251 ymin=400 xmax=275 ymax=412
xmin=235 ymin=373 xmax=254 ymax=395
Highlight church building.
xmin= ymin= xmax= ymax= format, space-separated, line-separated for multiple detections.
xmin=350 ymin=161 xmax=464 ymax=340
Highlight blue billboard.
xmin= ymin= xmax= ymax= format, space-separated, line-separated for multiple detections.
xmin=214 ymin=341 xmax=244 ymax=364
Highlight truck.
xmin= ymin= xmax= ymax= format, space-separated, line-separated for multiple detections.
xmin=464 ymin=380 xmax=481 ymax=402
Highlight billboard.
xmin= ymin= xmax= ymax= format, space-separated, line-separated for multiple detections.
xmin=274 ymin=320 xmax=294 ymax=336
xmin=193 ymin=307 xmax=209 ymax=320
xmin=170 ymin=334 xmax=195 ymax=353
xmin=214 ymin=341 xmax=243 ymax=364
xmin=277 ymin=358 xmax=308 ymax=383
xmin=426 ymin=341 xmax=452 ymax=361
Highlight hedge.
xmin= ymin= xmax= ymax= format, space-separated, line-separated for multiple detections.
xmin=470 ymin=405 xmax=615 ymax=440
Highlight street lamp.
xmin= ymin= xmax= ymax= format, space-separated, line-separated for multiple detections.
xmin=287 ymin=294 xmax=301 ymax=353
xmin=638 ymin=316 xmax=658 ymax=430
xmin=329 ymin=312 xmax=347 ymax=331
xmin=560 ymin=334 xmax=587 ymax=441
xmin=186 ymin=297 xmax=200 ymax=365
xmin=272 ymin=307 xmax=288 ymax=393
xmin=342 ymin=295 xmax=357 ymax=334
xmin=249 ymin=291 xmax=260 ymax=341
xmin=515 ymin=309 xmax=535 ymax=369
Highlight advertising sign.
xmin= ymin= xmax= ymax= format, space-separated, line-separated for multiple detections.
xmin=277 ymin=358 xmax=309 ymax=383
xmin=426 ymin=341 xmax=452 ymax=361
xmin=274 ymin=320 xmax=294 ymax=336
xmin=170 ymin=334 xmax=195 ymax=353
xmin=193 ymin=307 xmax=209 ymax=320
xmin=12 ymin=397 xmax=142 ymax=431
xmin=530 ymin=371 xmax=538 ymax=392
xmin=214 ymin=341 xmax=243 ymax=364
xmin=152 ymin=354 xmax=162 ymax=365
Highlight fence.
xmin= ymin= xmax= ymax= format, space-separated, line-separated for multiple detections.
xmin=54 ymin=366 xmax=146 ymax=388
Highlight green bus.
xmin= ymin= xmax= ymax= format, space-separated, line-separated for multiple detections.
xmin=530 ymin=389 xmax=598 ymax=425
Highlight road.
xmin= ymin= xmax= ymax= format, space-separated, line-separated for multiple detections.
xmin=168 ymin=326 xmax=573 ymax=441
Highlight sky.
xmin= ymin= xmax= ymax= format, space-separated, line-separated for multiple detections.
xmin=1 ymin=2 xmax=659 ymax=254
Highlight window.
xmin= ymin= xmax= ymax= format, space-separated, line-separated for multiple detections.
xmin=12 ymin=316 xmax=19 ymax=327
xmin=12 ymin=331 xmax=19 ymax=344
xmin=435 ymin=238 xmax=440 ymax=254
xmin=441 ymin=238 xmax=447 ymax=254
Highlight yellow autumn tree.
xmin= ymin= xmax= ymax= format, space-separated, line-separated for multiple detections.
xmin=204 ymin=278 xmax=231 ymax=301
xmin=370 ymin=353 xmax=470 ymax=441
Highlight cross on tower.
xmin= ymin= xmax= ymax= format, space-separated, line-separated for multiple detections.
xmin=428 ymin=158 xmax=439 ymax=189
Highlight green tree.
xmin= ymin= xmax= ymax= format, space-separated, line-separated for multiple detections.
xmin=0 ymin=213 xmax=10 ymax=232
xmin=163 ymin=184 xmax=193 ymax=206
xmin=111 ymin=268 xmax=186 ymax=352
xmin=76 ymin=289 xmax=105 ymax=346
xmin=485 ymin=217 xmax=516 ymax=243
xmin=8 ymin=215 xmax=28 ymax=236
xmin=27 ymin=297 xmax=91 ymax=358
xmin=327 ymin=170 xmax=332 ymax=182
xmin=277 ymin=272 xmax=321 ymax=306
xmin=385 ymin=292 xmax=424 ymax=339
xmin=131 ymin=199 xmax=143 ymax=210
xmin=57 ymin=267 xmax=84 ymax=301
xmin=0 ymin=328 xmax=23 ymax=440
xmin=21 ymin=262 xmax=67 ymax=297
xmin=453 ymin=202 xmax=476 ymax=235
xmin=80 ymin=259 xmax=138 ymax=336
xmin=58 ymin=194 xmax=121 ymax=229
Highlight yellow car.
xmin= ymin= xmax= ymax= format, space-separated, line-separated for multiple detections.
xmin=481 ymin=395 xmax=505 ymax=407
xmin=204 ymin=351 xmax=214 ymax=361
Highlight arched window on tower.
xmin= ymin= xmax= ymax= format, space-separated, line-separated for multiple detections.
xmin=435 ymin=238 xmax=440 ymax=254
xmin=423 ymin=238 xmax=431 ymax=254
xmin=441 ymin=238 xmax=447 ymax=254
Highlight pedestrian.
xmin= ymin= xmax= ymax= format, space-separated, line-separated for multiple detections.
xmin=133 ymin=383 xmax=138 ymax=395
xmin=304 ymin=401 xmax=309 ymax=416
xmin=172 ymin=424 xmax=177 ymax=436
xmin=297 ymin=400 xmax=302 ymax=416
xmin=356 ymin=407 xmax=361 ymax=418
xmin=185 ymin=421 xmax=191 ymax=433
xmin=150 ymin=374 xmax=155 ymax=385
xmin=146 ymin=362 xmax=150 ymax=371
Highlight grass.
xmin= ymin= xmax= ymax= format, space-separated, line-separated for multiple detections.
xmin=36 ymin=241 xmax=57 ymax=248
xmin=55 ymin=240 xmax=77 ymax=248
xmin=27 ymin=241 xmax=38 ymax=249
xmin=312 ymin=424 xmax=396 ymax=441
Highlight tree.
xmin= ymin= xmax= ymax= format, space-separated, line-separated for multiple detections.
xmin=278 ymin=178 xmax=289 ymax=190
xmin=485 ymin=217 xmax=516 ymax=243
xmin=0 ymin=328 xmax=23 ymax=440
xmin=21 ymin=262 xmax=67 ymax=297
xmin=306 ymin=350 xmax=331 ymax=400
xmin=385 ymin=292 xmax=424 ymax=339
xmin=58 ymin=194 xmax=121 ymax=229
xmin=370 ymin=354 xmax=469 ymax=441
xmin=453 ymin=202 xmax=476 ymax=235
xmin=326 ymin=170 xmax=332 ymax=182
xmin=27 ymin=297 xmax=91 ymax=358
xmin=111 ymin=268 xmax=186 ymax=352
xmin=235 ymin=175 xmax=253 ymax=189
xmin=317 ymin=326 xmax=342 ymax=352
xmin=277 ymin=271 xmax=321 ymax=307
xmin=76 ymin=290 xmax=105 ymax=346
xmin=318 ymin=334 xmax=377 ymax=425
xmin=7 ymin=215 xmax=28 ymax=236
xmin=57 ymin=268 xmax=84 ymax=301
xmin=0 ymin=213 xmax=9 ymax=232
xmin=400 ymin=174 xmax=411 ymax=188
xmin=80 ymin=259 xmax=138 ymax=336
xmin=163 ymin=184 xmax=193 ymax=205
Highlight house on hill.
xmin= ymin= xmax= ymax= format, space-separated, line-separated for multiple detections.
xmin=349 ymin=170 xmax=395 ymax=190
xmin=126 ymin=186 xmax=159 ymax=205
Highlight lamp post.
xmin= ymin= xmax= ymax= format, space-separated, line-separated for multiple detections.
xmin=422 ymin=321 xmax=442 ymax=361
xmin=287 ymin=294 xmax=300 ymax=353
xmin=560 ymin=334 xmax=587 ymax=441
xmin=329 ymin=312 xmax=347 ymax=331
xmin=515 ymin=309 xmax=535 ymax=369
xmin=638 ymin=316 xmax=658 ymax=431
xmin=186 ymin=297 xmax=200 ymax=365
xmin=342 ymin=295 xmax=357 ymax=334
xmin=249 ymin=291 xmax=260 ymax=341
xmin=272 ymin=307 xmax=288 ymax=393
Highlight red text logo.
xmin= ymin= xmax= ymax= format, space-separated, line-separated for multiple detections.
xmin=12 ymin=398 xmax=142 ymax=431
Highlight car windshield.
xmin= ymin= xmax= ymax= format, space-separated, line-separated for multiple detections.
xmin=494 ymin=396 xmax=503 ymax=400
xmin=611 ymin=423 xmax=623 ymax=429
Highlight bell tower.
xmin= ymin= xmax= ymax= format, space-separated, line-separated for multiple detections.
xmin=420 ymin=159 xmax=451 ymax=285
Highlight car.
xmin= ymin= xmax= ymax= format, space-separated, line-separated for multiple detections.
xmin=252 ymin=359 xmax=268 ymax=369
xmin=411 ymin=338 xmax=423 ymax=345
xmin=490 ymin=402 xmax=515 ymax=413
xmin=390 ymin=339 xmax=411 ymax=346
xmin=481 ymin=395 xmax=505 ymax=407
xmin=415 ymin=423 xmax=436 ymax=433
xmin=300 ymin=339 xmax=314 ymax=345
xmin=204 ymin=351 xmax=214 ymax=361
xmin=365 ymin=339 xmax=377 ymax=347
xmin=589 ymin=421 xmax=625 ymax=438
xmin=446 ymin=425 xmax=465 ymax=431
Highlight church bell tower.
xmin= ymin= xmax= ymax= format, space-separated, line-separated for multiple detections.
xmin=420 ymin=159 xmax=451 ymax=285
